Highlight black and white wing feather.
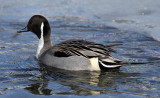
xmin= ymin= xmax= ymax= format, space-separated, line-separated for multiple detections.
xmin=47 ymin=39 xmax=127 ymax=68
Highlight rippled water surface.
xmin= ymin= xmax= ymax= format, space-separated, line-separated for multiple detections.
xmin=0 ymin=0 xmax=160 ymax=98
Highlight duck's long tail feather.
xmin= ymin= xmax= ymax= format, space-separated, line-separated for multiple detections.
xmin=98 ymin=56 xmax=146 ymax=69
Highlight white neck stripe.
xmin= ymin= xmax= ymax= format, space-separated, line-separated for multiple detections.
xmin=36 ymin=22 xmax=44 ymax=59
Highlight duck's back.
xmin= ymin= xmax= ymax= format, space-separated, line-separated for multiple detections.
xmin=39 ymin=39 xmax=123 ymax=71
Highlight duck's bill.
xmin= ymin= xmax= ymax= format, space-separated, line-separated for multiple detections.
xmin=17 ymin=26 xmax=29 ymax=33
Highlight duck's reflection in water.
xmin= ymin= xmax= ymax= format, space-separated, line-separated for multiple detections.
xmin=25 ymin=63 xmax=139 ymax=96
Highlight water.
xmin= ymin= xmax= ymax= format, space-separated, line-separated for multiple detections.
xmin=0 ymin=0 xmax=160 ymax=97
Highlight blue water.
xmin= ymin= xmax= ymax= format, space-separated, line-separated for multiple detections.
xmin=0 ymin=0 xmax=160 ymax=97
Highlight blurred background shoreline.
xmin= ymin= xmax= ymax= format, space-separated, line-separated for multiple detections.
xmin=1 ymin=0 xmax=160 ymax=41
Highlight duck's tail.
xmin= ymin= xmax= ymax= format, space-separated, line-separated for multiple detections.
xmin=98 ymin=57 xmax=145 ymax=69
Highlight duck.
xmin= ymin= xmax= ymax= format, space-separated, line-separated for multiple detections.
xmin=17 ymin=15 xmax=128 ymax=71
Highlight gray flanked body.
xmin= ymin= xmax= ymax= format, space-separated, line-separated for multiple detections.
xmin=18 ymin=15 xmax=128 ymax=71
xmin=39 ymin=55 xmax=92 ymax=71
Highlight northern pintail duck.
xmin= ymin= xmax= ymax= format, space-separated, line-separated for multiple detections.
xmin=18 ymin=15 xmax=128 ymax=71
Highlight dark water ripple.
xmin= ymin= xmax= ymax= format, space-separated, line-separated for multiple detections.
xmin=0 ymin=19 xmax=160 ymax=97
